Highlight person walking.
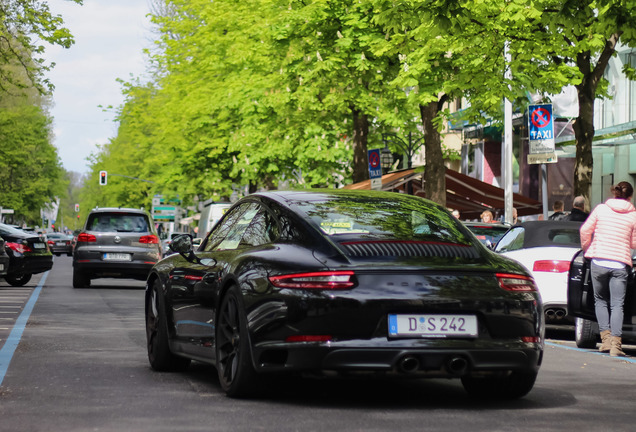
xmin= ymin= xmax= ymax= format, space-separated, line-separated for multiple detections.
xmin=580 ymin=182 xmax=636 ymax=356
xmin=565 ymin=195 xmax=590 ymax=221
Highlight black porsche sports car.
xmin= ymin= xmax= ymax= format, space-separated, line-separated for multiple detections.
xmin=145 ymin=190 xmax=544 ymax=398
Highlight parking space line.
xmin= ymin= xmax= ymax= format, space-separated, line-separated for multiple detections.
xmin=0 ymin=271 xmax=48 ymax=386
xmin=546 ymin=341 xmax=636 ymax=364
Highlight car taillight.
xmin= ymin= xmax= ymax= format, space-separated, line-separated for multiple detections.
xmin=77 ymin=233 xmax=97 ymax=243
xmin=533 ymin=260 xmax=570 ymax=273
xmin=47 ymin=240 xmax=55 ymax=246
xmin=6 ymin=242 xmax=32 ymax=254
xmin=139 ymin=235 xmax=159 ymax=244
xmin=495 ymin=273 xmax=538 ymax=292
xmin=269 ymin=271 xmax=355 ymax=289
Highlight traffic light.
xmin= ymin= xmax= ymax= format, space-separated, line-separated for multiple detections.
xmin=99 ymin=170 xmax=107 ymax=186
xmin=74 ymin=203 xmax=80 ymax=212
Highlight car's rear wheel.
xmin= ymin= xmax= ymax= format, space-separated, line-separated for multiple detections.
xmin=461 ymin=371 xmax=538 ymax=399
xmin=575 ymin=317 xmax=599 ymax=349
xmin=216 ymin=285 xmax=261 ymax=398
xmin=4 ymin=272 xmax=32 ymax=287
xmin=146 ymin=279 xmax=191 ymax=371
xmin=72 ymin=269 xmax=91 ymax=288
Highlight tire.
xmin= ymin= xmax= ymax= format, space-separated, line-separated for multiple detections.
xmin=4 ymin=272 xmax=32 ymax=287
xmin=72 ymin=268 xmax=91 ymax=288
xmin=216 ymin=285 xmax=261 ymax=398
xmin=55 ymin=253 xmax=61 ymax=257
xmin=145 ymin=279 xmax=191 ymax=371
xmin=575 ymin=317 xmax=599 ymax=349
xmin=461 ymin=371 xmax=538 ymax=399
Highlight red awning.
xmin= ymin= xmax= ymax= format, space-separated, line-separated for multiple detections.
xmin=343 ymin=167 xmax=541 ymax=219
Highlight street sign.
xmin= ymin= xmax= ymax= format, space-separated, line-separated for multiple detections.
xmin=528 ymin=104 xmax=557 ymax=164
xmin=368 ymin=148 xmax=383 ymax=190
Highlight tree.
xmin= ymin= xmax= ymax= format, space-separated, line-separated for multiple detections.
xmin=0 ymin=103 xmax=66 ymax=224
xmin=0 ymin=0 xmax=81 ymax=94
xmin=537 ymin=0 xmax=636 ymax=202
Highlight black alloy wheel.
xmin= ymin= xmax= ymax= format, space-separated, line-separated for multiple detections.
xmin=4 ymin=272 xmax=32 ymax=287
xmin=145 ymin=279 xmax=190 ymax=371
xmin=216 ymin=286 xmax=261 ymax=397
xmin=461 ymin=371 xmax=538 ymax=399
xmin=72 ymin=269 xmax=91 ymax=288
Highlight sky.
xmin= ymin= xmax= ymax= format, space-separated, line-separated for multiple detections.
xmin=44 ymin=0 xmax=153 ymax=175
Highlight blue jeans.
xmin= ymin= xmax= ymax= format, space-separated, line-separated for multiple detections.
xmin=590 ymin=262 xmax=629 ymax=337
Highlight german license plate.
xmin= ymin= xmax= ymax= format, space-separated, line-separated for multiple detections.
xmin=103 ymin=253 xmax=132 ymax=261
xmin=33 ymin=243 xmax=45 ymax=249
xmin=56 ymin=242 xmax=66 ymax=246
xmin=388 ymin=314 xmax=478 ymax=338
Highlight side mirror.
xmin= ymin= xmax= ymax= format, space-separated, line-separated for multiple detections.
xmin=170 ymin=234 xmax=193 ymax=254
xmin=170 ymin=234 xmax=201 ymax=263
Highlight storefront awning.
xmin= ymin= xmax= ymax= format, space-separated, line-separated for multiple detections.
xmin=343 ymin=167 xmax=541 ymax=220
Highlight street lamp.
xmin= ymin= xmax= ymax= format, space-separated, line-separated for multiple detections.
xmin=380 ymin=141 xmax=394 ymax=175
xmin=381 ymin=131 xmax=425 ymax=169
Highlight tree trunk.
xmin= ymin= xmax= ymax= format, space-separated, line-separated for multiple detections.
xmin=351 ymin=107 xmax=369 ymax=183
xmin=572 ymin=81 xmax=595 ymax=202
xmin=420 ymin=100 xmax=446 ymax=207
xmin=572 ymin=34 xmax=620 ymax=205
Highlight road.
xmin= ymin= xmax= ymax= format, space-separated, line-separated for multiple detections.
xmin=2 ymin=256 xmax=636 ymax=432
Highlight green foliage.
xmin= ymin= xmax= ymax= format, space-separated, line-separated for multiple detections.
xmin=0 ymin=0 xmax=82 ymax=94
xmin=85 ymin=0 xmax=636 ymax=209
xmin=0 ymin=103 xmax=65 ymax=224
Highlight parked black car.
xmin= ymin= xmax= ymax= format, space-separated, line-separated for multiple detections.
xmin=145 ymin=190 xmax=544 ymax=399
xmin=73 ymin=207 xmax=162 ymax=288
xmin=46 ymin=233 xmax=74 ymax=256
xmin=463 ymin=222 xmax=510 ymax=248
xmin=0 ymin=223 xmax=53 ymax=286
xmin=0 ymin=236 xmax=9 ymax=277
xmin=568 ymin=250 xmax=636 ymax=348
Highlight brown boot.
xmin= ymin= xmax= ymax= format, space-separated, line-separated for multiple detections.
xmin=599 ymin=330 xmax=611 ymax=353
xmin=610 ymin=336 xmax=627 ymax=357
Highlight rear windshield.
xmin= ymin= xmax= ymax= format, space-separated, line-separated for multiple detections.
xmin=291 ymin=194 xmax=474 ymax=245
xmin=86 ymin=212 xmax=150 ymax=233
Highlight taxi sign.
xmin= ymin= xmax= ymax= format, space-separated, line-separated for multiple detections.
xmin=528 ymin=104 xmax=556 ymax=163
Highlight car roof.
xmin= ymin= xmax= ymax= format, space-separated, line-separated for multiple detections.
xmin=88 ymin=207 xmax=149 ymax=215
xmin=510 ymin=220 xmax=583 ymax=248
xmin=252 ymin=188 xmax=437 ymax=207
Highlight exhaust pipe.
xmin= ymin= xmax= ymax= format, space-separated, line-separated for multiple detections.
xmin=555 ymin=309 xmax=566 ymax=319
xmin=445 ymin=356 xmax=469 ymax=376
xmin=398 ymin=355 xmax=420 ymax=374
xmin=545 ymin=309 xmax=556 ymax=319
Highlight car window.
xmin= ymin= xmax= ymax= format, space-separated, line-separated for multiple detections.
xmin=267 ymin=202 xmax=307 ymax=242
xmin=87 ymin=213 xmax=150 ymax=233
xmin=293 ymin=194 xmax=473 ymax=245
xmin=240 ymin=208 xmax=279 ymax=247
xmin=494 ymin=227 xmax=525 ymax=252
xmin=548 ymin=229 xmax=581 ymax=246
xmin=203 ymin=203 xmax=260 ymax=251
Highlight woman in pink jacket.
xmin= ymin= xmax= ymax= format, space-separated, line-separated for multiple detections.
xmin=580 ymin=181 xmax=636 ymax=356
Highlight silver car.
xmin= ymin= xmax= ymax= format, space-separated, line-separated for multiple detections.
xmin=72 ymin=207 xmax=161 ymax=288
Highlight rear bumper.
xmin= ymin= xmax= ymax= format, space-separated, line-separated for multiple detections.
xmin=8 ymin=255 xmax=53 ymax=276
xmin=73 ymin=260 xmax=155 ymax=280
xmin=251 ymin=340 xmax=543 ymax=377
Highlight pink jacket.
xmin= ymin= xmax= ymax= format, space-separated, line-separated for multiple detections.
xmin=580 ymin=198 xmax=636 ymax=267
